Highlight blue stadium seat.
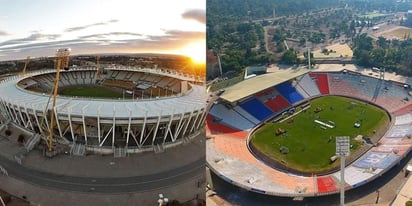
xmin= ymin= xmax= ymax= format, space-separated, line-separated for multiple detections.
xmin=239 ymin=98 xmax=273 ymax=121
xmin=275 ymin=82 xmax=304 ymax=104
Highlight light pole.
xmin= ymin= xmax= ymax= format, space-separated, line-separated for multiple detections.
xmin=336 ymin=136 xmax=350 ymax=206
xmin=158 ymin=194 xmax=168 ymax=206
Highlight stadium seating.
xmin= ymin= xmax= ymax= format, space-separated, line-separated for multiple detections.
xmin=310 ymin=73 xmax=329 ymax=94
xmin=232 ymin=106 xmax=261 ymax=125
xmin=264 ymin=95 xmax=290 ymax=112
xmin=254 ymin=87 xmax=277 ymax=102
xmin=102 ymin=79 xmax=135 ymax=89
xmin=156 ymin=77 xmax=174 ymax=88
xmin=275 ymin=81 xmax=304 ymax=104
xmin=209 ymin=104 xmax=256 ymax=131
xmin=169 ymin=80 xmax=181 ymax=93
xmin=128 ymin=72 xmax=144 ymax=82
xmin=316 ymin=176 xmax=338 ymax=194
xmin=328 ymin=73 xmax=366 ymax=99
xmin=293 ymin=74 xmax=321 ymax=97
xmin=239 ymin=98 xmax=273 ymax=121
xmin=206 ymin=114 xmax=248 ymax=137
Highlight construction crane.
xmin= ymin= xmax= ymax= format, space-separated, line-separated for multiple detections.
xmin=39 ymin=48 xmax=70 ymax=154
xmin=20 ymin=56 xmax=30 ymax=76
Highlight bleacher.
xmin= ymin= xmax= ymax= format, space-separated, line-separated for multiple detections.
xmin=59 ymin=72 xmax=73 ymax=87
xmin=206 ymin=114 xmax=248 ymax=137
xmin=264 ymin=95 xmax=290 ymax=112
xmin=328 ymin=73 xmax=366 ymax=99
xmin=156 ymin=77 xmax=175 ymax=88
xmin=275 ymin=81 xmax=304 ymax=104
xmin=232 ymin=106 xmax=261 ymax=125
xmin=209 ymin=104 xmax=256 ymax=131
xmin=239 ymin=98 xmax=273 ymax=121
xmin=254 ymin=87 xmax=277 ymax=102
xmin=169 ymin=79 xmax=181 ymax=93
xmin=127 ymin=72 xmax=145 ymax=82
xmin=102 ymin=79 xmax=135 ymax=89
xmin=310 ymin=73 xmax=329 ymax=94
xmin=70 ymin=72 xmax=79 ymax=85
xmin=340 ymin=73 xmax=378 ymax=99
xmin=293 ymin=73 xmax=321 ymax=98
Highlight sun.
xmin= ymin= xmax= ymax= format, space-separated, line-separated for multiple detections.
xmin=180 ymin=40 xmax=206 ymax=64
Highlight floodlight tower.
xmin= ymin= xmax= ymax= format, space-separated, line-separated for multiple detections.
xmin=336 ymin=136 xmax=350 ymax=206
xmin=217 ymin=54 xmax=223 ymax=78
xmin=306 ymin=41 xmax=312 ymax=69
xmin=47 ymin=48 xmax=70 ymax=152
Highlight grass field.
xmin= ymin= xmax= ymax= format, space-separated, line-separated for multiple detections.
xmin=250 ymin=96 xmax=389 ymax=174
xmin=60 ymin=86 xmax=126 ymax=99
xmin=362 ymin=13 xmax=387 ymax=19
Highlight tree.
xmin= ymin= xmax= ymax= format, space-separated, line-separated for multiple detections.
xmin=354 ymin=49 xmax=371 ymax=67
xmin=281 ymin=49 xmax=300 ymax=64
xmin=354 ymin=33 xmax=373 ymax=51
xmin=377 ymin=36 xmax=388 ymax=49
xmin=370 ymin=48 xmax=386 ymax=67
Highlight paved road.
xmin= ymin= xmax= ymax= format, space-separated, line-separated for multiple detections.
xmin=0 ymin=154 xmax=205 ymax=193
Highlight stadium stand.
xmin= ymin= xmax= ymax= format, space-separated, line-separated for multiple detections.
xmin=209 ymin=104 xmax=256 ymax=131
xmin=206 ymin=114 xmax=248 ymax=138
xmin=293 ymin=74 xmax=321 ymax=98
xmin=264 ymin=95 xmax=290 ymax=112
xmin=102 ymin=79 xmax=135 ymax=89
xmin=328 ymin=73 xmax=367 ymax=99
xmin=316 ymin=176 xmax=338 ymax=194
xmin=309 ymin=73 xmax=329 ymax=94
xmin=275 ymin=81 xmax=304 ymax=104
xmin=232 ymin=106 xmax=261 ymax=125
xmin=239 ymin=97 xmax=273 ymax=121
xmin=254 ymin=87 xmax=277 ymax=102
xmin=374 ymin=81 xmax=410 ymax=112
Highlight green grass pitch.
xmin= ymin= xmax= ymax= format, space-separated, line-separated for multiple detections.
xmin=250 ymin=96 xmax=389 ymax=174
xmin=60 ymin=86 xmax=126 ymax=99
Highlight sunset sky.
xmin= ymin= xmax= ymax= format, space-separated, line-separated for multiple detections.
xmin=0 ymin=0 xmax=205 ymax=62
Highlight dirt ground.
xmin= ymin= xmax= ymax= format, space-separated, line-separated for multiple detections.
xmin=371 ymin=25 xmax=412 ymax=40
xmin=312 ymin=43 xmax=353 ymax=58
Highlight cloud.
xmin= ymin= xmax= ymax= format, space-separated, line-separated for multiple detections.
xmin=0 ymin=32 xmax=61 ymax=47
xmin=79 ymin=32 xmax=143 ymax=39
xmin=181 ymin=9 xmax=205 ymax=24
xmin=0 ymin=30 xmax=10 ymax=36
xmin=0 ymin=29 xmax=204 ymax=61
xmin=163 ymin=30 xmax=205 ymax=39
xmin=64 ymin=19 xmax=119 ymax=32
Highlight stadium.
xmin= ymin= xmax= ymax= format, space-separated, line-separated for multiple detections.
xmin=206 ymin=66 xmax=412 ymax=197
xmin=0 ymin=63 xmax=208 ymax=205
xmin=0 ymin=66 xmax=207 ymax=155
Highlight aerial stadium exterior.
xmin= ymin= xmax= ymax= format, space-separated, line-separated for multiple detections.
xmin=207 ymin=66 xmax=412 ymax=197
xmin=0 ymin=66 xmax=207 ymax=155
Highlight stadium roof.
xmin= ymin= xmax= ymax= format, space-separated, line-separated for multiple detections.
xmin=219 ymin=67 xmax=310 ymax=103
